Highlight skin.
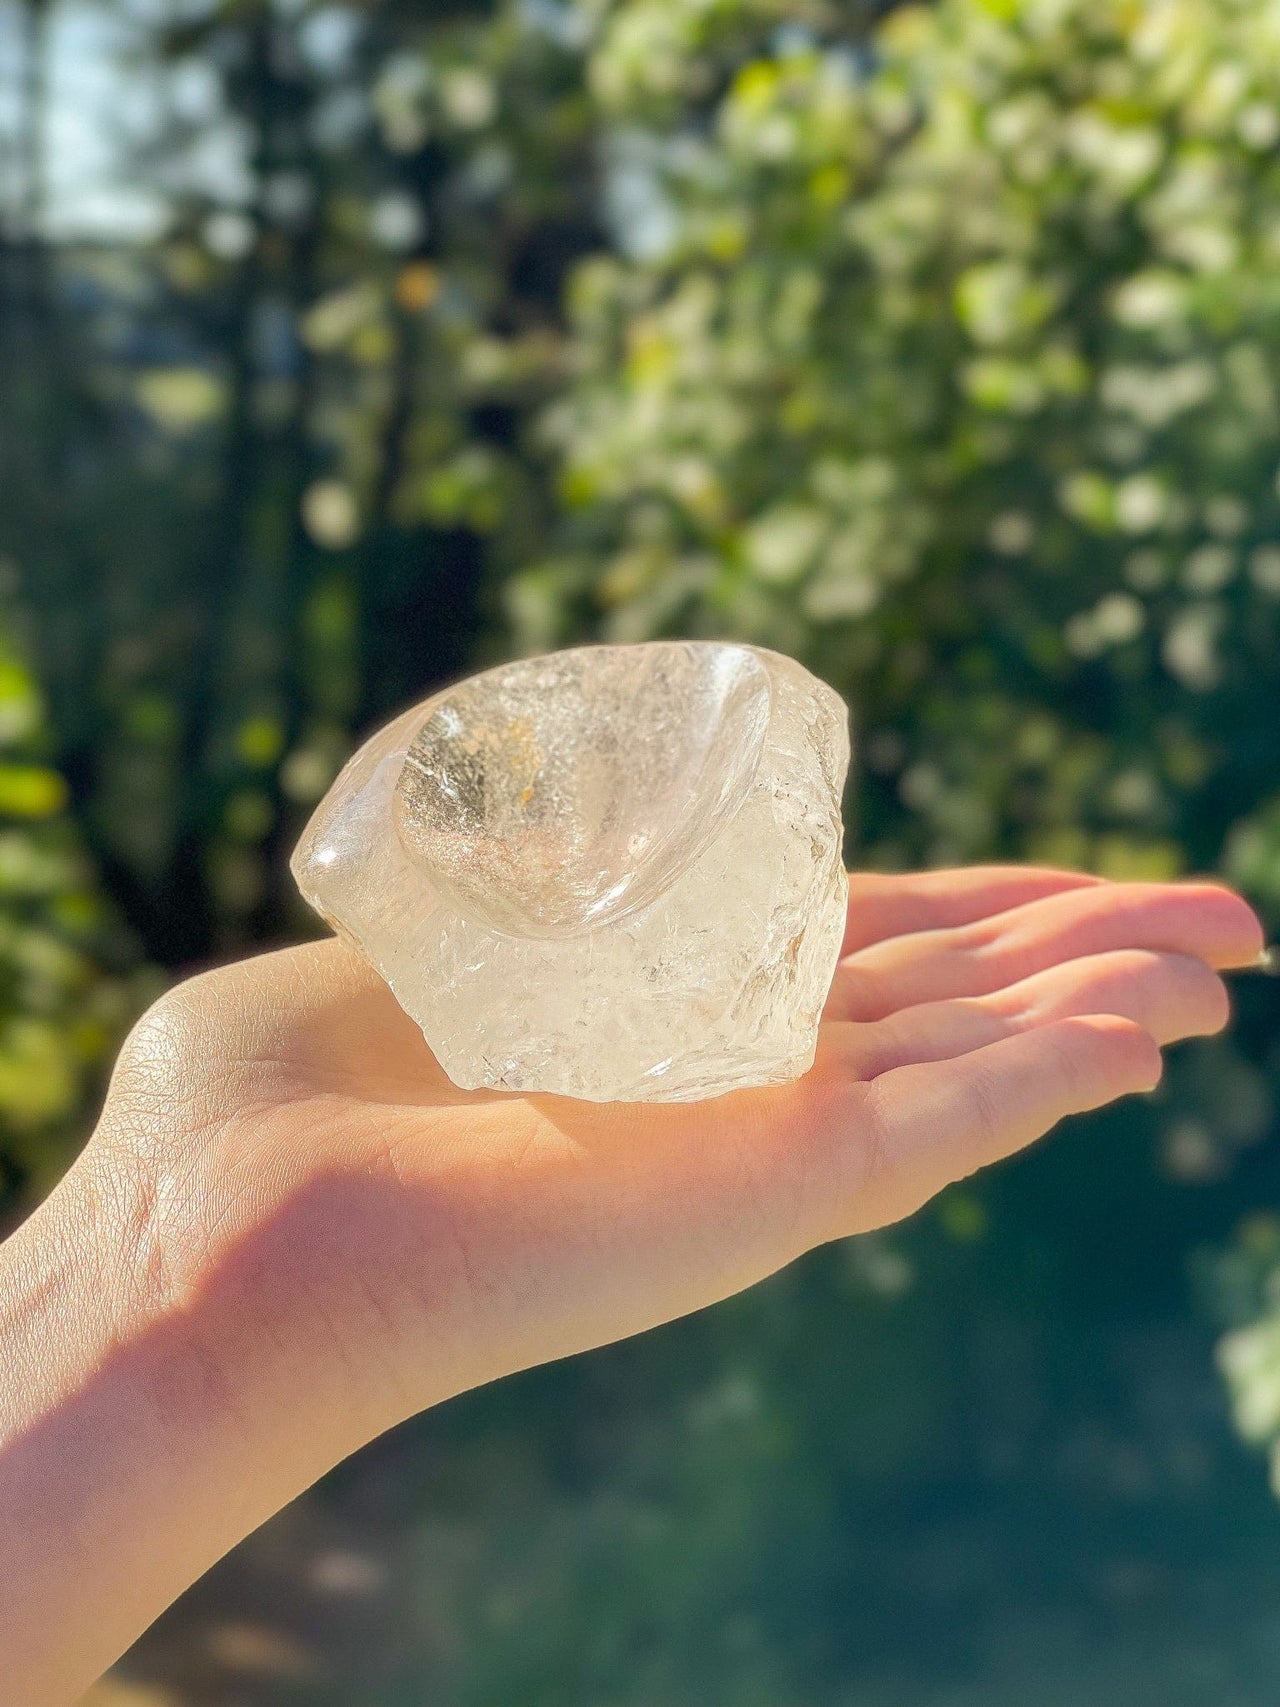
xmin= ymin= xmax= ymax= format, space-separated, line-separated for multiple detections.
xmin=0 ymin=865 xmax=1263 ymax=1702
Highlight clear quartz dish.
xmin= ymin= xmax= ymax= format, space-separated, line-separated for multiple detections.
xmin=292 ymin=642 xmax=850 ymax=1102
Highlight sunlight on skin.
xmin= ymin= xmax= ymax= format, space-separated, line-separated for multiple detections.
xmin=0 ymin=867 xmax=1264 ymax=1704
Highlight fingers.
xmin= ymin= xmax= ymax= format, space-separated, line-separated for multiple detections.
xmin=841 ymin=1015 xmax=1161 ymax=1232
xmin=827 ymin=880 xmax=1262 ymax=1022
xmin=841 ymin=865 xmax=1103 ymax=955
xmin=822 ymin=949 xmax=1228 ymax=1080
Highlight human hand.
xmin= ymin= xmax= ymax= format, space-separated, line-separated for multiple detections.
xmin=97 ymin=864 xmax=1260 ymax=1427
xmin=1 ymin=864 xmax=1261 ymax=1702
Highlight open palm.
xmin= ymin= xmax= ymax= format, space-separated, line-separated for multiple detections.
xmin=100 ymin=863 xmax=1260 ymax=1442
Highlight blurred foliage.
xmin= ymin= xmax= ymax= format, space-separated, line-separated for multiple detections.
xmin=0 ymin=605 xmax=137 ymax=1197
xmin=529 ymin=0 xmax=1280 ymax=888
xmin=5 ymin=0 xmax=602 ymax=977
xmin=8 ymin=0 xmax=1280 ymax=1694
xmin=1213 ymin=1215 xmax=1280 ymax=1487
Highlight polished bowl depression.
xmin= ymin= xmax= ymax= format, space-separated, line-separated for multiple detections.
xmin=393 ymin=644 xmax=772 ymax=938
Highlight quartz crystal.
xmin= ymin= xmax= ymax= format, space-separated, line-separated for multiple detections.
xmin=291 ymin=642 xmax=850 ymax=1102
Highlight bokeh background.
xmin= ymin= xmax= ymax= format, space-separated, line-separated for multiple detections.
xmin=6 ymin=0 xmax=1280 ymax=1701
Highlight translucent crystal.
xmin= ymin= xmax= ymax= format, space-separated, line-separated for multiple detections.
xmin=291 ymin=642 xmax=850 ymax=1102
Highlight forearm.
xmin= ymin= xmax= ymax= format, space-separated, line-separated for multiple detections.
xmin=0 ymin=1138 xmax=360 ymax=1705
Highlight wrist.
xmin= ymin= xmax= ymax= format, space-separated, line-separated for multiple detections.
xmin=0 ymin=1130 xmax=375 ymax=1702
xmin=73 ymin=1106 xmax=399 ymax=1455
